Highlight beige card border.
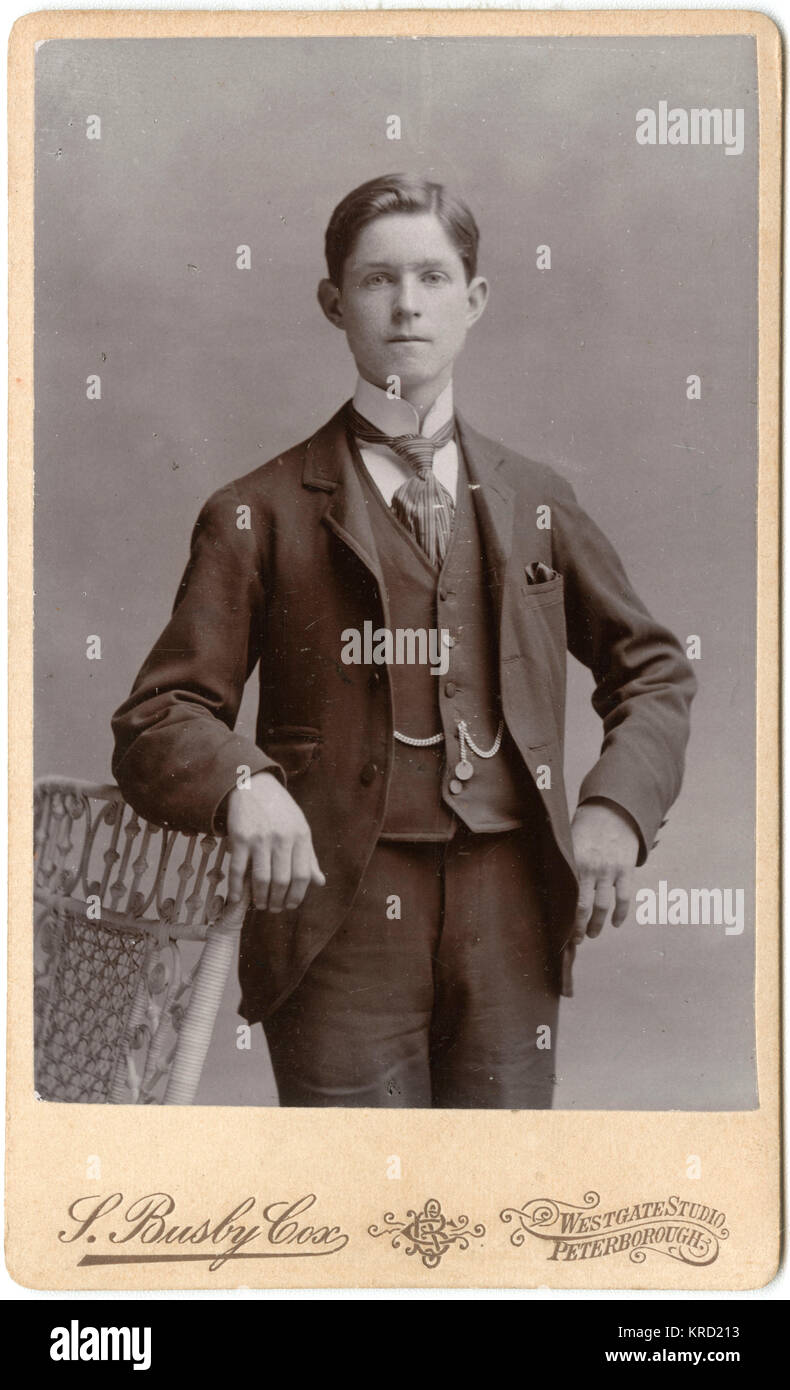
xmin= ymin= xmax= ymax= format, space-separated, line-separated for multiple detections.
xmin=7 ymin=9 xmax=782 ymax=1291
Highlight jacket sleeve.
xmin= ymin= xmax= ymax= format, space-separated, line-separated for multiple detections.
xmin=111 ymin=489 xmax=283 ymax=834
xmin=549 ymin=474 xmax=697 ymax=865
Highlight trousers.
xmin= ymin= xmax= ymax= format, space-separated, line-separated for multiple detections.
xmin=262 ymin=824 xmax=562 ymax=1108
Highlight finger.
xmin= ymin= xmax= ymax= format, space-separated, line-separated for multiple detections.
xmin=612 ymin=869 xmax=634 ymax=928
xmin=310 ymin=845 xmax=326 ymax=887
xmin=586 ymin=879 xmax=614 ymax=938
xmin=267 ymin=843 xmax=292 ymax=913
xmin=284 ymin=838 xmax=311 ymax=911
xmin=228 ymin=845 xmax=250 ymax=905
xmin=250 ymin=841 xmax=272 ymax=911
xmin=572 ymin=874 xmax=596 ymax=943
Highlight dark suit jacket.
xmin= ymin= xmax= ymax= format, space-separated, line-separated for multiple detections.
xmin=111 ymin=403 xmax=696 ymax=1018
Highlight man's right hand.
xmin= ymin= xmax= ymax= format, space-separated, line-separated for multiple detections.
xmin=226 ymin=772 xmax=326 ymax=912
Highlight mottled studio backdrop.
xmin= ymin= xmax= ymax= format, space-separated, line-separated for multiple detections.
xmin=34 ymin=36 xmax=758 ymax=1107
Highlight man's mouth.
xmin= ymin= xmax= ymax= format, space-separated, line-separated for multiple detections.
xmin=388 ymin=335 xmax=431 ymax=343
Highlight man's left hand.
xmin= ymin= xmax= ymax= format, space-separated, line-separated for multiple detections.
xmin=570 ymin=798 xmax=640 ymax=943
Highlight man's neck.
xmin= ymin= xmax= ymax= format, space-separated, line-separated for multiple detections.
xmin=402 ymin=383 xmax=450 ymax=429
xmin=354 ymin=374 xmax=454 ymax=436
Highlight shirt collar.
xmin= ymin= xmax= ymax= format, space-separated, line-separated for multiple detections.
xmin=352 ymin=375 xmax=454 ymax=438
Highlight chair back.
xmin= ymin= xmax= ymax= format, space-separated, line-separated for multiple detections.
xmin=34 ymin=778 xmax=246 ymax=1105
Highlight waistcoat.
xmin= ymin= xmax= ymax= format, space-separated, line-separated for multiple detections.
xmin=352 ymin=439 xmax=530 ymax=839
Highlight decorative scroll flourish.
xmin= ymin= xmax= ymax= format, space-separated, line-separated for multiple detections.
xmin=369 ymin=1198 xmax=486 ymax=1269
xmin=33 ymin=778 xmax=237 ymax=1105
xmin=500 ymin=1191 xmax=729 ymax=1268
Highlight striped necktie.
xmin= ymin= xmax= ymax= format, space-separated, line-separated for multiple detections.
xmin=347 ymin=403 xmax=456 ymax=567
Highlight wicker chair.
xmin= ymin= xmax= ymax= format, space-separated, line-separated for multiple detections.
xmin=33 ymin=777 xmax=249 ymax=1105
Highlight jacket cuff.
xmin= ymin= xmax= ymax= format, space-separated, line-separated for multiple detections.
xmin=577 ymin=753 xmax=668 ymax=868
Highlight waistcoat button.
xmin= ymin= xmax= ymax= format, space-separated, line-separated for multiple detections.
xmin=444 ymin=681 xmax=457 ymax=698
xmin=449 ymin=778 xmax=464 ymax=794
xmin=359 ymin=762 xmax=377 ymax=786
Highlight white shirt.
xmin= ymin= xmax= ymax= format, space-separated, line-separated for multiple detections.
xmin=351 ymin=376 xmax=459 ymax=507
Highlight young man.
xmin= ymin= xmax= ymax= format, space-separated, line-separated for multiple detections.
xmin=111 ymin=174 xmax=696 ymax=1109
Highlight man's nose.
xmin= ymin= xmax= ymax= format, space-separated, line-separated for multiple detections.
xmin=392 ymin=275 xmax=421 ymax=318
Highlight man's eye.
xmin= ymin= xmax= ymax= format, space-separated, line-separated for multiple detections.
xmin=364 ymin=273 xmax=389 ymax=287
xmin=423 ymin=272 xmax=447 ymax=284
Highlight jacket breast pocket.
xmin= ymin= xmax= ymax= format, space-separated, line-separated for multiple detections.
xmin=264 ymin=725 xmax=322 ymax=780
xmin=519 ymin=572 xmax=565 ymax=608
xmin=506 ymin=573 xmax=568 ymax=743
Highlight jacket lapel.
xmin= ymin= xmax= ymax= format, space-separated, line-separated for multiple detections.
xmin=455 ymin=413 xmax=515 ymax=603
xmin=302 ymin=402 xmax=386 ymax=591
xmin=301 ymin=403 xmax=517 ymax=601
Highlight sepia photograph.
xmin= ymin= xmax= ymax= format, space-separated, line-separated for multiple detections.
xmin=6 ymin=5 xmax=782 ymax=1299
xmin=32 ymin=31 xmax=759 ymax=1118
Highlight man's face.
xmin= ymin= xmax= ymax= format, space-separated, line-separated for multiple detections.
xmin=318 ymin=211 xmax=488 ymax=398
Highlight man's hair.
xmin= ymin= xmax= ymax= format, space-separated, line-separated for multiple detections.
xmin=324 ymin=173 xmax=479 ymax=288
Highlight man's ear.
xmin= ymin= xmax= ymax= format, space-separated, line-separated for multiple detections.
xmin=465 ymin=275 xmax=489 ymax=328
xmin=317 ymin=278 xmax=345 ymax=329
